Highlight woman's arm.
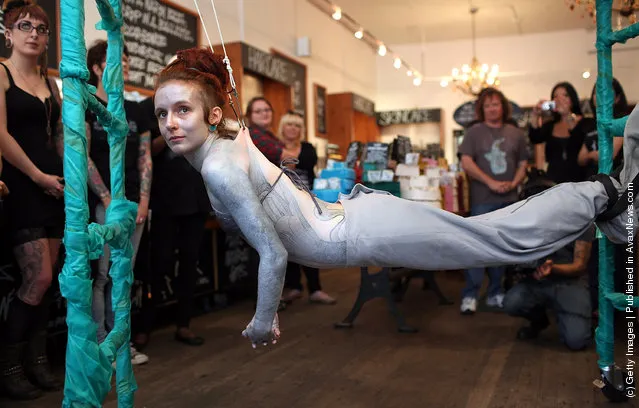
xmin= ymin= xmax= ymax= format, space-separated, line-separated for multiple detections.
xmin=0 ymin=72 xmax=63 ymax=196
xmin=577 ymin=143 xmax=590 ymax=166
xmin=80 ymin=122 xmax=112 ymax=207
xmin=202 ymin=157 xmax=287 ymax=347
xmin=137 ymin=130 xmax=152 ymax=223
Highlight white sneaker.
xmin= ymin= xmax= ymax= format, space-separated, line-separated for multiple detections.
xmin=460 ymin=297 xmax=476 ymax=315
xmin=130 ymin=345 xmax=149 ymax=366
xmin=486 ymin=294 xmax=504 ymax=308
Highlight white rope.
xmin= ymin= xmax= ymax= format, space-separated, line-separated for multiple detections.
xmin=190 ymin=0 xmax=245 ymax=127
xmin=192 ymin=0 xmax=215 ymax=54
xmin=209 ymin=0 xmax=237 ymax=91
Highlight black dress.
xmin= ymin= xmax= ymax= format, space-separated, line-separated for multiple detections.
xmin=0 ymin=63 xmax=63 ymax=237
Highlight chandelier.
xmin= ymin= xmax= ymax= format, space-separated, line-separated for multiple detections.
xmin=450 ymin=6 xmax=500 ymax=97
xmin=565 ymin=0 xmax=639 ymax=28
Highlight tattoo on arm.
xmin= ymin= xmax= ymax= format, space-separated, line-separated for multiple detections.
xmin=138 ymin=131 xmax=152 ymax=199
xmin=85 ymin=122 xmax=110 ymax=200
xmin=573 ymin=241 xmax=591 ymax=270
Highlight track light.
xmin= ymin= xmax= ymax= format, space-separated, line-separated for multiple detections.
xmin=393 ymin=58 xmax=401 ymax=69
xmin=332 ymin=7 xmax=341 ymax=20
xmin=378 ymin=44 xmax=386 ymax=56
xmin=354 ymin=29 xmax=363 ymax=39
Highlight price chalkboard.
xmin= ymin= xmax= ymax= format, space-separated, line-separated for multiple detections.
xmin=0 ymin=0 xmax=59 ymax=71
xmin=122 ymin=0 xmax=199 ymax=93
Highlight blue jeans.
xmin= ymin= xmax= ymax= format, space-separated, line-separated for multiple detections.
xmin=91 ymin=203 xmax=145 ymax=344
xmin=461 ymin=202 xmax=512 ymax=300
xmin=503 ymin=278 xmax=592 ymax=350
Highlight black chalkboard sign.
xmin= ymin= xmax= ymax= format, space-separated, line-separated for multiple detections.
xmin=315 ymin=83 xmax=326 ymax=135
xmin=352 ymin=93 xmax=375 ymax=117
xmin=363 ymin=142 xmax=389 ymax=168
xmin=241 ymin=43 xmax=307 ymax=118
xmin=122 ymin=0 xmax=199 ymax=92
xmin=376 ymin=108 xmax=441 ymax=126
xmin=0 ymin=0 xmax=59 ymax=71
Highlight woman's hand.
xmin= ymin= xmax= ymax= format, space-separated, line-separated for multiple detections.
xmin=533 ymin=259 xmax=553 ymax=280
xmin=34 ymin=172 xmax=64 ymax=198
xmin=242 ymin=313 xmax=280 ymax=348
xmin=136 ymin=196 xmax=149 ymax=224
xmin=0 ymin=180 xmax=9 ymax=197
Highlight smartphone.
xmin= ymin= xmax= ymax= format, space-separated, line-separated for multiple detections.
xmin=541 ymin=101 xmax=556 ymax=111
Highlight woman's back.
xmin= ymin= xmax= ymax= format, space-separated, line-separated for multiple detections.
xmin=203 ymin=128 xmax=347 ymax=267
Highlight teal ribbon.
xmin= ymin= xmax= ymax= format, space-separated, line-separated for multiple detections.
xmin=594 ymin=0 xmax=639 ymax=372
xmin=59 ymin=0 xmax=137 ymax=406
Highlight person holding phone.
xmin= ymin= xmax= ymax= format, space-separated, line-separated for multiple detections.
xmin=528 ymin=82 xmax=594 ymax=184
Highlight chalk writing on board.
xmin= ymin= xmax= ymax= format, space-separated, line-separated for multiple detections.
xmin=241 ymin=43 xmax=307 ymax=117
xmin=122 ymin=0 xmax=198 ymax=90
xmin=352 ymin=94 xmax=375 ymax=117
xmin=376 ymin=108 xmax=442 ymax=126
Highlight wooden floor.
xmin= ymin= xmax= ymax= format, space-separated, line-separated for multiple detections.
xmin=3 ymin=268 xmax=635 ymax=408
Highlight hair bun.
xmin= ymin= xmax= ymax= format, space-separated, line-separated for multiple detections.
xmin=176 ymin=47 xmax=231 ymax=92
xmin=3 ymin=0 xmax=30 ymax=13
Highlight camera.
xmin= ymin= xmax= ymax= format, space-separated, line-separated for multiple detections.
xmin=541 ymin=101 xmax=556 ymax=111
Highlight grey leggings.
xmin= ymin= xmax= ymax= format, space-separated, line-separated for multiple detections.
xmin=91 ymin=203 xmax=145 ymax=343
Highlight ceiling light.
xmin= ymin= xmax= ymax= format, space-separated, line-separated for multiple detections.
xmin=332 ymin=7 xmax=342 ymax=20
xmin=413 ymin=76 xmax=422 ymax=86
xmin=582 ymin=70 xmax=591 ymax=79
xmin=407 ymin=70 xmax=413 ymax=77
xmin=440 ymin=79 xmax=448 ymax=87
xmin=393 ymin=58 xmax=401 ymax=69
xmin=378 ymin=44 xmax=387 ymax=56
xmin=450 ymin=7 xmax=500 ymax=96
xmin=354 ymin=29 xmax=363 ymax=39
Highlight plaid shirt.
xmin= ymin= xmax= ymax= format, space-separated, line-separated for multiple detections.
xmin=249 ymin=125 xmax=283 ymax=165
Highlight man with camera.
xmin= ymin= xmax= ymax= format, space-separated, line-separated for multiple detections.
xmin=502 ymin=222 xmax=594 ymax=351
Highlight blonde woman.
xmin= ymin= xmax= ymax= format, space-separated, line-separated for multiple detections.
xmin=278 ymin=111 xmax=336 ymax=305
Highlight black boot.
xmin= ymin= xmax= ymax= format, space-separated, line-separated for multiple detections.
xmin=517 ymin=309 xmax=550 ymax=340
xmin=23 ymin=331 xmax=62 ymax=391
xmin=0 ymin=342 xmax=43 ymax=400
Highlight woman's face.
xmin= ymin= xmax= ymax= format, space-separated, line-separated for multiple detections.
xmin=6 ymin=14 xmax=49 ymax=58
xmin=282 ymin=121 xmax=301 ymax=141
xmin=154 ymin=80 xmax=211 ymax=155
xmin=250 ymin=100 xmax=273 ymax=128
xmin=552 ymin=87 xmax=572 ymax=111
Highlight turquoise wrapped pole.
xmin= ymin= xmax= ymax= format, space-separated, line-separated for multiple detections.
xmin=58 ymin=0 xmax=137 ymax=406
xmin=594 ymin=0 xmax=639 ymax=373
xmin=594 ymin=0 xmax=616 ymax=372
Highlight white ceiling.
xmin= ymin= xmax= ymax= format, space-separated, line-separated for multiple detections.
xmin=331 ymin=0 xmax=596 ymax=44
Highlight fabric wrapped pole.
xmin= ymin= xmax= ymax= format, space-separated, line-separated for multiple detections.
xmin=594 ymin=0 xmax=639 ymax=372
xmin=59 ymin=0 xmax=137 ymax=406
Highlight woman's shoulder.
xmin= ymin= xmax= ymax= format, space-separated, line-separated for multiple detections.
xmin=0 ymin=63 xmax=9 ymax=91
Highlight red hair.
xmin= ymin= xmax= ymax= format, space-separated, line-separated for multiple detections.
xmin=155 ymin=47 xmax=233 ymax=138
xmin=2 ymin=0 xmax=50 ymax=77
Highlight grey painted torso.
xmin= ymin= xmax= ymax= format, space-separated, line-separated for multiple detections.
xmin=201 ymin=129 xmax=348 ymax=268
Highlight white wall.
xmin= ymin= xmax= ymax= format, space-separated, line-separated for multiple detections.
xmin=82 ymin=0 xmax=379 ymax=156
xmin=376 ymin=29 xmax=639 ymax=164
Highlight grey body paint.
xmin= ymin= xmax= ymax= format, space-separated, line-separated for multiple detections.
xmin=192 ymin=129 xmax=346 ymax=346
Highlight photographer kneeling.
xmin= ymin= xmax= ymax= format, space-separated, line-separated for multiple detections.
xmin=503 ymin=173 xmax=593 ymax=351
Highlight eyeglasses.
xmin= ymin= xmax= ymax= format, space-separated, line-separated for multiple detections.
xmin=13 ymin=21 xmax=49 ymax=36
xmin=252 ymin=108 xmax=272 ymax=115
